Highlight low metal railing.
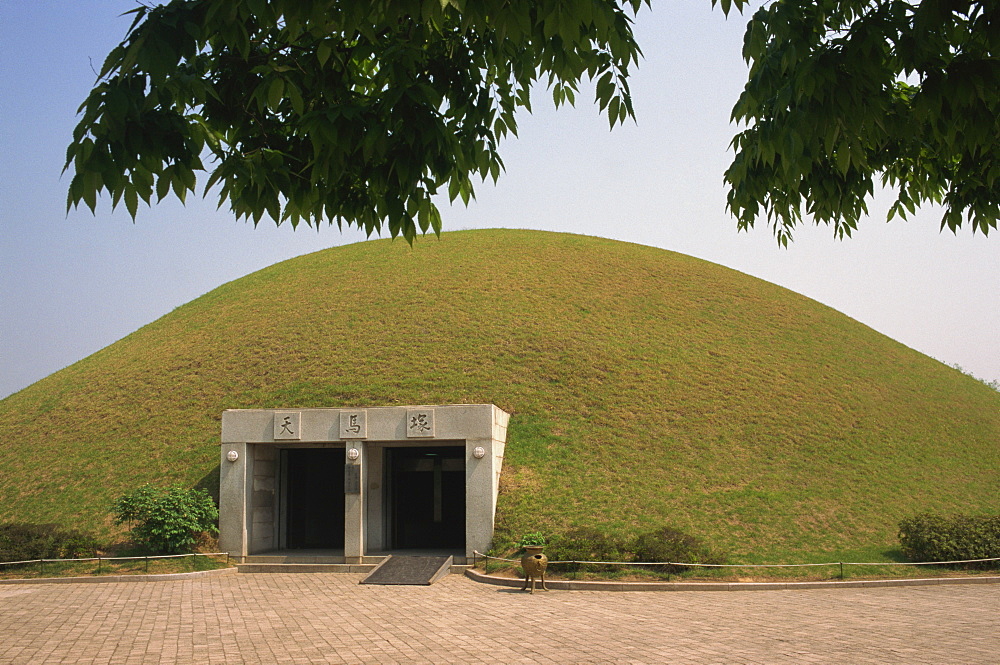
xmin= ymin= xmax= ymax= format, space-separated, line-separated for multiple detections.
xmin=472 ymin=551 xmax=1000 ymax=579
xmin=0 ymin=552 xmax=230 ymax=576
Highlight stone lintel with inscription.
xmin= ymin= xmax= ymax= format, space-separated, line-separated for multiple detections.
xmin=406 ymin=408 xmax=435 ymax=437
xmin=339 ymin=410 xmax=368 ymax=439
xmin=273 ymin=411 xmax=301 ymax=440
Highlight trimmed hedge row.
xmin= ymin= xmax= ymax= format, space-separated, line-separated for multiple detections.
xmin=543 ymin=525 xmax=724 ymax=574
xmin=0 ymin=523 xmax=100 ymax=562
xmin=899 ymin=513 xmax=1000 ymax=568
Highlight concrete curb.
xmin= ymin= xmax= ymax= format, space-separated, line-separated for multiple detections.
xmin=0 ymin=567 xmax=238 ymax=585
xmin=237 ymin=563 xmax=376 ymax=573
xmin=464 ymin=568 xmax=1000 ymax=591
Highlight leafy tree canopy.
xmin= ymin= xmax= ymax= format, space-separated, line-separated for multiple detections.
xmin=65 ymin=0 xmax=997 ymax=243
xmin=65 ymin=0 xmax=659 ymax=242
xmin=727 ymin=0 xmax=999 ymax=244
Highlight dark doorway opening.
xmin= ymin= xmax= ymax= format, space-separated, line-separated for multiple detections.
xmin=386 ymin=446 xmax=465 ymax=550
xmin=283 ymin=448 xmax=345 ymax=549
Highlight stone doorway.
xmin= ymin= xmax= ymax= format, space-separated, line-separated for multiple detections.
xmin=220 ymin=404 xmax=510 ymax=562
xmin=282 ymin=448 xmax=345 ymax=549
xmin=385 ymin=446 xmax=465 ymax=550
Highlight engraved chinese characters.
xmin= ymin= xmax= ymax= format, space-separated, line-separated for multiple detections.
xmin=406 ymin=409 xmax=435 ymax=437
xmin=273 ymin=412 xmax=301 ymax=440
xmin=339 ymin=410 xmax=367 ymax=439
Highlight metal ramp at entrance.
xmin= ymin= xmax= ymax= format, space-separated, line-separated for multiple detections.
xmin=360 ymin=555 xmax=453 ymax=586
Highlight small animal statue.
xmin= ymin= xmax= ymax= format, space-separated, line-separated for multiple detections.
xmin=520 ymin=547 xmax=548 ymax=593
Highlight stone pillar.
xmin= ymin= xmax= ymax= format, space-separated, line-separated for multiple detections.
xmin=344 ymin=443 xmax=365 ymax=563
xmin=250 ymin=445 xmax=277 ymax=553
xmin=463 ymin=406 xmax=510 ymax=559
xmin=465 ymin=436 xmax=495 ymax=559
xmin=364 ymin=443 xmax=385 ymax=553
xmin=219 ymin=441 xmax=248 ymax=560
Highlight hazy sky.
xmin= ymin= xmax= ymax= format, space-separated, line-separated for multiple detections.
xmin=1 ymin=1 xmax=997 ymax=400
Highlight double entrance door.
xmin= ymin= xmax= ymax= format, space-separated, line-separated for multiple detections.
xmin=280 ymin=446 xmax=465 ymax=551
xmin=385 ymin=446 xmax=465 ymax=549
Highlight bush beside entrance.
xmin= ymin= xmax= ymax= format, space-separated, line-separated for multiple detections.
xmin=112 ymin=485 xmax=218 ymax=554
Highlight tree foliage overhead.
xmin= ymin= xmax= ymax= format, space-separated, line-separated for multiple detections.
xmin=66 ymin=0 xmax=998 ymax=243
xmin=65 ymin=0 xmax=652 ymax=241
xmin=727 ymin=0 xmax=999 ymax=244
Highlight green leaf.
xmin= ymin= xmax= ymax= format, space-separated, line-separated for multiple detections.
xmin=317 ymin=40 xmax=332 ymax=67
xmin=608 ymin=96 xmax=621 ymax=129
xmin=287 ymin=82 xmax=305 ymax=116
xmin=156 ymin=171 xmax=171 ymax=202
xmin=267 ymin=77 xmax=285 ymax=111
xmin=124 ymin=183 xmax=138 ymax=219
xmin=82 ymin=170 xmax=101 ymax=213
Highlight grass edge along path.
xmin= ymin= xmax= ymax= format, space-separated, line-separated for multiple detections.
xmin=0 ymin=552 xmax=232 ymax=581
xmin=475 ymin=551 xmax=1000 ymax=583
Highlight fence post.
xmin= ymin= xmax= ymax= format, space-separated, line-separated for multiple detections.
xmin=38 ymin=559 xmax=43 ymax=576
xmin=145 ymin=556 xmax=149 ymax=574
xmin=839 ymin=562 xmax=844 ymax=579
xmin=97 ymin=557 xmax=102 ymax=575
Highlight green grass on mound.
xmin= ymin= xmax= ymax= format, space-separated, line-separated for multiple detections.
xmin=2 ymin=229 xmax=998 ymax=563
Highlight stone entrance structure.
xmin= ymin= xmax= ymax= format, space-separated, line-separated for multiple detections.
xmin=219 ymin=404 xmax=510 ymax=563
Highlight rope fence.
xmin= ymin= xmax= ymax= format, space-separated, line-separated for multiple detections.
xmin=0 ymin=552 xmax=230 ymax=576
xmin=471 ymin=551 xmax=1000 ymax=579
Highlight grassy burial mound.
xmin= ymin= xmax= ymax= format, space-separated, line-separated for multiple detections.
xmin=1 ymin=229 xmax=997 ymax=562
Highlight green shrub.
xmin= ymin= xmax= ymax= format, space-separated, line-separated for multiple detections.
xmin=0 ymin=523 xmax=100 ymax=562
xmin=538 ymin=525 xmax=725 ymax=575
xmin=517 ymin=532 xmax=547 ymax=549
xmin=633 ymin=526 xmax=725 ymax=574
xmin=546 ymin=527 xmax=630 ymax=572
xmin=112 ymin=485 xmax=218 ymax=554
xmin=899 ymin=513 xmax=1000 ymax=568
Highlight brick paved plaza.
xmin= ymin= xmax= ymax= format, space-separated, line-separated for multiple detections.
xmin=1 ymin=572 xmax=997 ymax=664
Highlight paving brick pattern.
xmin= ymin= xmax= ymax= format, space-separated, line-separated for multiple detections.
xmin=1 ymin=573 xmax=997 ymax=664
